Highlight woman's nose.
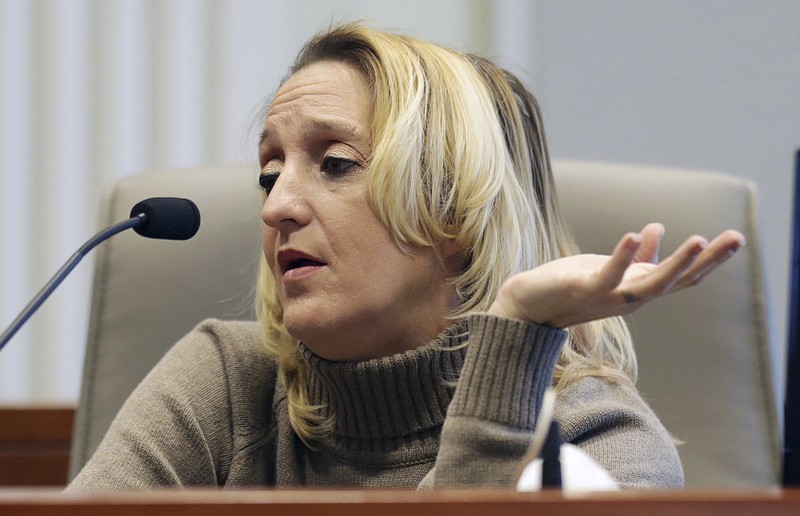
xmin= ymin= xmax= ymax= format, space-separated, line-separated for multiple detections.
xmin=261 ymin=169 xmax=313 ymax=229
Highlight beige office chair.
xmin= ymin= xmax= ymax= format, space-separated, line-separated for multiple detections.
xmin=69 ymin=161 xmax=781 ymax=488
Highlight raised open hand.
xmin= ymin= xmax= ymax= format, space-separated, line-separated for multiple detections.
xmin=487 ymin=223 xmax=745 ymax=329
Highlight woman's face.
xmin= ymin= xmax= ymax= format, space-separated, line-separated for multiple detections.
xmin=259 ymin=60 xmax=456 ymax=362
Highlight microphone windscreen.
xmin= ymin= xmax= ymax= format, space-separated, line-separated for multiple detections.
xmin=130 ymin=197 xmax=201 ymax=240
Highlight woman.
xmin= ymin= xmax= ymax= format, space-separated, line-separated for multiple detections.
xmin=69 ymin=23 xmax=743 ymax=490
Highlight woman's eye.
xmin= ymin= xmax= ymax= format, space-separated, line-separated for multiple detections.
xmin=321 ymin=156 xmax=357 ymax=176
xmin=259 ymin=172 xmax=279 ymax=194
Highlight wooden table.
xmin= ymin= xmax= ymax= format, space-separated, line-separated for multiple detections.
xmin=2 ymin=408 xmax=799 ymax=515
xmin=1 ymin=488 xmax=799 ymax=516
xmin=0 ymin=407 xmax=73 ymax=486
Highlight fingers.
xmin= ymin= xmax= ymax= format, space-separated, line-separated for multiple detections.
xmin=674 ymin=230 xmax=745 ymax=288
xmin=582 ymin=227 xmax=744 ymax=323
xmin=634 ymin=236 xmax=707 ymax=297
xmin=623 ymin=229 xmax=744 ymax=299
xmin=596 ymin=224 xmax=685 ymax=295
xmin=596 ymin=222 xmax=667 ymax=292
xmin=634 ymin=223 xmax=665 ymax=264
xmin=595 ymin=232 xmax=642 ymax=291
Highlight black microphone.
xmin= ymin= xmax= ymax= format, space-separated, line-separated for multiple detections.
xmin=540 ymin=420 xmax=563 ymax=489
xmin=130 ymin=197 xmax=200 ymax=240
xmin=0 ymin=197 xmax=200 ymax=351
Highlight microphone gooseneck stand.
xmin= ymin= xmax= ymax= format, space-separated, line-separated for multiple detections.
xmin=0 ymin=215 xmax=146 ymax=352
xmin=0 ymin=196 xmax=201 ymax=353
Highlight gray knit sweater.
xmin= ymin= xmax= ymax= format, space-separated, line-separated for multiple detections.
xmin=68 ymin=314 xmax=683 ymax=490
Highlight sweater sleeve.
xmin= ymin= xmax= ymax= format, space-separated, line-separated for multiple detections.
xmin=422 ymin=313 xmax=684 ymax=489
xmin=422 ymin=313 xmax=566 ymax=488
xmin=67 ymin=322 xmax=239 ymax=490
xmin=555 ymin=377 xmax=684 ymax=489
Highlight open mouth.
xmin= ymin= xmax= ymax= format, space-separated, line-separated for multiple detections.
xmin=278 ymin=250 xmax=327 ymax=275
xmin=287 ymin=257 xmax=325 ymax=270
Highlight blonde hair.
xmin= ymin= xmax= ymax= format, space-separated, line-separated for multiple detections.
xmin=256 ymin=23 xmax=637 ymax=441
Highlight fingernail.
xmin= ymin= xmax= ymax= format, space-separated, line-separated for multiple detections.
xmin=729 ymin=241 xmax=744 ymax=256
xmin=691 ymin=239 xmax=708 ymax=256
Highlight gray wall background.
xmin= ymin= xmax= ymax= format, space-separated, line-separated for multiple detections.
xmin=526 ymin=1 xmax=800 ymax=404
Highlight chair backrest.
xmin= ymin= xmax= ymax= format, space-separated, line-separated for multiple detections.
xmin=554 ymin=161 xmax=780 ymax=488
xmin=69 ymin=165 xmax=264 ymax=479
xmin=69 ymin=161 xmax=781 ymax=488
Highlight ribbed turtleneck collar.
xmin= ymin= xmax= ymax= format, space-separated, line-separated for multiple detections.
xmin=300 ymin=322 xmax=468 ymax=443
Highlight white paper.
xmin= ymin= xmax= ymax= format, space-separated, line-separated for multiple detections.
xmin=516 ymin=443 xmax=619 ymax=493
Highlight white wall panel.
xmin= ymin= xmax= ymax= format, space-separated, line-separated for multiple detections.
xmin=92 ymin=0 xmax=151 ymax=182
xmin=0 ymin=0 xmax=36 ymax=400
xmin=30 ymin=0 xmax=93 ymax=402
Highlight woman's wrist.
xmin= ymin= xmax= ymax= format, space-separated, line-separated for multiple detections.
xmin=487 ymin=276 xmax=559 ymax=328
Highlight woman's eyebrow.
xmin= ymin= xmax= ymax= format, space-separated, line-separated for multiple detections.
xmin=259 ymin=119 xmax=363 ymax=148
xmin=307 ymin=118 xmax=362 ymax=139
